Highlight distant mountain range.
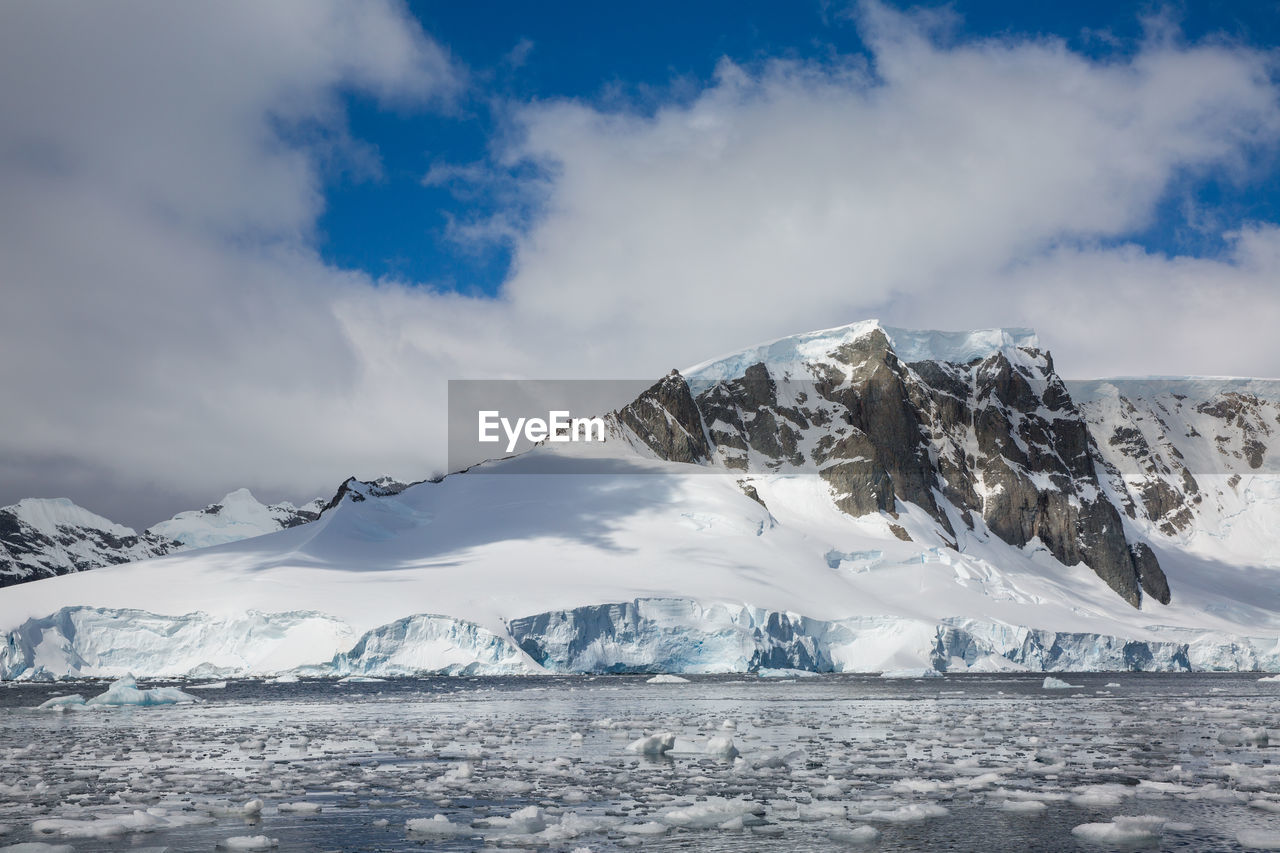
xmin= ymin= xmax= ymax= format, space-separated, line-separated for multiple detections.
xmin=0 ymin=477 xmax=411 ymax=587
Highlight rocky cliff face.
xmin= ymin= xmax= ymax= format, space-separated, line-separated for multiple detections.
xmin=614 ymin=324 xmax=1174 ymax=608
xmin=1077 ymin=381 xmax=1278 ymax=548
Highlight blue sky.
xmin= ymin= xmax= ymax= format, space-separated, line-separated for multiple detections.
xmin=321 ymin=1 xmax=1280 ymax=293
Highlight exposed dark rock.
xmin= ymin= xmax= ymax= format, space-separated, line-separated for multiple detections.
xmin=614 ymin=370 xmax=711 ymax=464
xmin=738 ymin=481 xmax=767 ymax=509
xmin=617 ymin=329 xmax=1174 ymax=609
xmin=322 ymin=476 xmax=414 ymax=513
xmin=1131 ymin=542 xmax=1171 ymax=605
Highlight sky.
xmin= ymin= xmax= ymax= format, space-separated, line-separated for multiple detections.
xmin=2 ymin=0 xmax=1280 ymax=528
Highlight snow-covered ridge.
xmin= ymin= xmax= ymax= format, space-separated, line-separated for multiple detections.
xmin=684 ymin=319 xmax=1039 ymax=382
xmin=148 ymin=488 xmax=321 ymax=549
xmin=1 ymin=478 xmax=406 ymax=588
xmin=12 ymin=498 xmax=136 ymax=540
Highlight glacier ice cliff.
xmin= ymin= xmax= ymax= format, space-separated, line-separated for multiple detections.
xmin=5 ymin=598 xmax=1278 ymax=680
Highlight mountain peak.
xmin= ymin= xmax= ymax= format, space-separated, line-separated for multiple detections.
xmin=10 ymin=497 xmax=137 ymax=539
xmin=217 ymin=487 xmax=262 ymax=506
xmin=684 ymin=320 xmax=1040 ymax=384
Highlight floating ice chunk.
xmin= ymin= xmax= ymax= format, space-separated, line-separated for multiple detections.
xmin=813 ymin=778 xmax=847 ymax=798
xmin=621 ymin=821 xmax=669 ymax=836
xmin=1105 ymin=682 xmax=1121 ymax=687
xmin=828 ymin=825 xmax=880 ymax=845
xmin=271 ymin=674 xmax=299 ymax=684
xmin=441 ymin=762 xmax=473 ymax=783
xmin=481 ymin=806 xmax=546 ymax=834
xmin=861 ymin=804 xmax=949 ymax=822
xmin=645 ymin=675 xmax=689 ymax=684
xmin=35 ymin=694 xmax=86 ymax=711
xmin=406 ymin=815 xmax=468 ymax=836
xmin=36 ymin=676 xmax=199 ymax=709
xmin=892 ymin=778 xmax=950 ymax=795
xmin=704 ymin=735 xmax=740 ymax=759
xmin=1043 ymin=677 xmax=1081 ymax=689
xmin=209 ymin=799 xmax=264 ymax=818
xmin=32 ymin=811 xmax=163 ymax=839
xmin=338 ymin=676 xmax=386 ymax=683
xmin=751 ymin=748 xmax=807 ymax=769
xmin=797 ymin=803 xmax=846 ymax=821
xmin=1071 ymin=816 xmax=1166 ymax=845
xmin=662 ymin=798 xmax=764 ymax=828
xmin=1070 ymin=784 xmax=1132 ymax=807
xmin=1239 ymin=829 xmax=1280 ymax=849
xmin=216 ymin=837 xmax=278 ymax=851
xmin=961 ymin=772 xmax=1004 ymax=790
xmin=188 ymin=681 xmax=228 ymax=690
xmin=1242 ymin=728 xmax=1270 ymax=746
xmin=276 ymin=802 xmax=321 ymax=814
xmin=89 ymin=675 xmax=199 ymax=706
xmin=998 ymin=800 xmax=1047 ymax=814
xmin=536 ymin=812 xmax=614 ymax=842
xmin=1258 ymin=675 xmax=1280 ymax=683
xmin=626 ymin=733 xmax=676 ymax=756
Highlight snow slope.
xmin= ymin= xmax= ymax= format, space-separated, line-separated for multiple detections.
xmin=1 ymin=321 xmax=1277 ymax=678
xmin=148 ymin=488 xmax=323 ymax=550
xmin=0 ymin=483 xmax=385 ymax=586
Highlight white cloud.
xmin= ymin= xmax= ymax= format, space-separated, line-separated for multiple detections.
xmin=490 ymin=7 xmax=1280 ymax=377
xmin=1 ymin=1 xmax=1279 ymax=523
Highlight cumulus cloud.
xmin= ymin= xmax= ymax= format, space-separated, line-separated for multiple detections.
xmin=1 ymin=1 xmax=1279 ymax=524
xmin=491 ymin=6 xmax=1280 ymax=376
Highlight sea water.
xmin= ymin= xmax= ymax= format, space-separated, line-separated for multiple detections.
xmin=0 ymin=673 xmax=1278 ymax=851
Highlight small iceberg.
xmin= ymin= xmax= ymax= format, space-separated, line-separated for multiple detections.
xmin=645 ymin=674 xmax=689 ymax=684
xmin=626 ymin=732 xmax=676 ymax=756
xmin=36 ymin=675 xmax=200 ymax=710
xmin=1043 ymin=676 xmax=1081 ymax=689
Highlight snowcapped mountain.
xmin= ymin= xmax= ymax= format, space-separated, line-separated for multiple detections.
xmin=2 ymin=321 xmax=1278 ymax=679
xmin=0 ymin=498 xmax=176 ymax=588
xmin=0 ymin=481 xmax=408 ymax=587
xmin=147 ymin=488 xmax=325 ymax=550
